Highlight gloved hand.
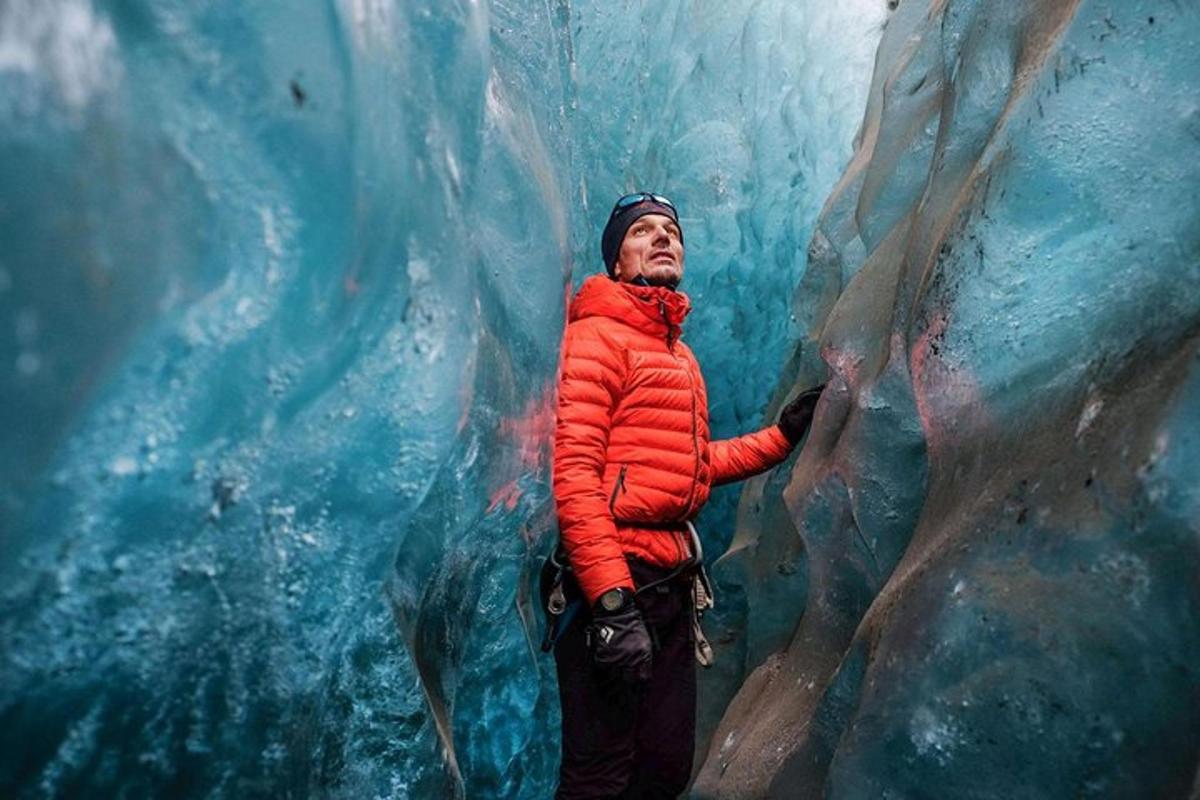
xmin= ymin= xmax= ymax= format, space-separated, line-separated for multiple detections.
xmin=588 ymin=595 xmax=653 ymax=684
xmin=777 ymin=383 xmax=827 ymax=444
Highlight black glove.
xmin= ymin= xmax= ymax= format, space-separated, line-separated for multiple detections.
xmin=777 ymin=383 xmax=826 ymax=444
xmin=587 ymin=592 xmax=653 ymax=684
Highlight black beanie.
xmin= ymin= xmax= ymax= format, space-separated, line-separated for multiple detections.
xmin=601 ymin=197 xmax=682 ymax=276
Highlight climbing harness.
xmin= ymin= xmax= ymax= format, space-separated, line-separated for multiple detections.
xmin=540 ymin=521 xmax=717 ymax=668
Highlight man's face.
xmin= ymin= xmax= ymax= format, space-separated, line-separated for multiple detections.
xmin=613 ymin=213 xmax=684 ymax=287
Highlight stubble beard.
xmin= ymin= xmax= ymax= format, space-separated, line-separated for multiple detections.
xmin=643 ymin=263 xmax=682 ymax=289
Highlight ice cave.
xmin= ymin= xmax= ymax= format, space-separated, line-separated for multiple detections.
xmin=1 ymin=0 xmax=1197 ymax=797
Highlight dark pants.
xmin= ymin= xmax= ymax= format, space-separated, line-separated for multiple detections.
xmin=554 ymin=560 xmax=696 ymax=800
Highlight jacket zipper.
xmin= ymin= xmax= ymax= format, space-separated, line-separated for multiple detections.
xmin=660 ymin=299 xmax=702 ymax=537
xmin=680 ymin=366 xmax=701 ymax=520
xmin=660 ymin=299 xmax=677 ymax=351
xmin=608 ymin=464 xmax=628 ymax=516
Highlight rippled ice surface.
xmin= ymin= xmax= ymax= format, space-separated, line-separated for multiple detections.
xmin=695 ymin=1 xmax=1200 ymax=797
xmin=0 ymin=1 xmax=882 ymax=796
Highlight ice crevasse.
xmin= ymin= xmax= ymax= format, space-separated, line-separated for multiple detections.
xmin=1 ymin=0 xmax=1198 ymax=798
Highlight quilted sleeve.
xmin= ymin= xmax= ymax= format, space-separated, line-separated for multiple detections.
xmin=708 ymin=424 xmax=793 ymax=486
xmin=551 ymin=319 xmax=633 ymax=604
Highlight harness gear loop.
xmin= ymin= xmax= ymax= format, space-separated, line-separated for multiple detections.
xmin=684 ymin=521 xmax=716 ymax=668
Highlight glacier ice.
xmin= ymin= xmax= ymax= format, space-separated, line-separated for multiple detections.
xmin=5 ymin=0 xmax=1196 ymax=796
xmin=694 ymin=0 xmax=1200 ymax=797
xmin=1 ymin=0 xmax=575 ymax=796
xmin=0 ymin=0 xmax=882 ymax=797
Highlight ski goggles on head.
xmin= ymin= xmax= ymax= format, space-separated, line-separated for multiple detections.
xmin=610 ymin=192 xmax=676 ymax=217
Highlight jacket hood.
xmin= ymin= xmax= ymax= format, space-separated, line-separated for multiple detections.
xmin=569 ymin=274 xmax=692 ymax=340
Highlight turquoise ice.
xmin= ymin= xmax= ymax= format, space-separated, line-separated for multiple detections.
xmin=3 ymin=0 xmax=1198 ymax=797
xmin=0 ymin=1 xmax=879 ymax=796
xmin=695 ymin=1 xmax=1200 ymax=797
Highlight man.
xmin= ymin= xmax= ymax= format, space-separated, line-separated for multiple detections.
xmin=550 ymin=192 xmax=824 ymax=799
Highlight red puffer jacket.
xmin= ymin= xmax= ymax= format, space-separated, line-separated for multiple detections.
xmin=552 ymin=274 xmax=794 ymax=604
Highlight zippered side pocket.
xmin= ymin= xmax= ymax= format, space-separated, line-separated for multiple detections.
xmin=608 ymin=464 xmax=628 ymax=516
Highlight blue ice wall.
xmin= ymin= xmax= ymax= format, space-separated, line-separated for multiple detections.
xmin=0 ymin=1 xmax=881 ymax=797
xmin=696 ymin=1 xmax=1200 ymax=797
xmin=1 ymin=1 xmax=576 ymax=796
